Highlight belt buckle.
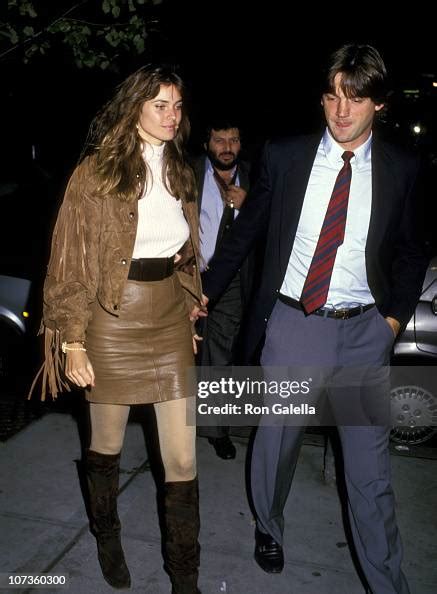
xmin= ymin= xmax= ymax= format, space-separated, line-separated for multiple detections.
xmin=334 ymin=308 xmax=349 ymax=320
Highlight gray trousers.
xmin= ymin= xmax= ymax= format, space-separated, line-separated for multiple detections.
xmin=251 ymin=300 xmax=409 ymax=594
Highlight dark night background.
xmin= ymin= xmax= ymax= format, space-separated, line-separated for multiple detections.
xmin=2 ymin=2 xmax=437 ymax=169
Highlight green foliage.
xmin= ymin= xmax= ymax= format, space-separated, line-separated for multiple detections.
xmin=17 ymin=0 xmax=38 ymax=18
xmin=1 ymin=0 xmax=163 ymax=70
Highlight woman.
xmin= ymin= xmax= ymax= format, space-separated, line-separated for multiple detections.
xmin=39 ymin=65 xmax=203 ymax=593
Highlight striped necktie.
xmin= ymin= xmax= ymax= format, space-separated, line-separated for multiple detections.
xmin=300 ymin=151 xmax=354 ymax=315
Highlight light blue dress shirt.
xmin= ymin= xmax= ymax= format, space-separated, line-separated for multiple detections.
xmin=280 ymin=129 xmax=374 ymax=308
xmin=199 ymin=158 xmax=239 ymax=272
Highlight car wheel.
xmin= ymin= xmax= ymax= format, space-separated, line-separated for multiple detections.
xmin=390 ymin=384 xmax=437 ymax=445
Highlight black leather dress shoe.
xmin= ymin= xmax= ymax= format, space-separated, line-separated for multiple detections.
xmin=207 ymin=436 xmax=236 ymax=459
xmin=254 ymin=527 xmax=284 ymax=573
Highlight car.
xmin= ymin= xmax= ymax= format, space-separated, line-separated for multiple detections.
xmin=0 ymin=274 xmax=32 ymax=386
xmin=0 ymin=275 xmax=32 ymax=335
xmin=390 ymin=256 xmax=437 ymax=445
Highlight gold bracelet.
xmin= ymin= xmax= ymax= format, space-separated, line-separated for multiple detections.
xmin=61 ymin=342 xmax=86 ymax=353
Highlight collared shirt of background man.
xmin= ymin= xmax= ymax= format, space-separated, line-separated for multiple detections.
xmin=192 ymin=119 xmax=252 ymax=460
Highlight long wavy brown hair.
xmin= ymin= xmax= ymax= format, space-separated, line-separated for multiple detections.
xmin=82 ymin=64 xmax=196 ymax=203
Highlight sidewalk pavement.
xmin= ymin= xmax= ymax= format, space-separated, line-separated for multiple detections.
xmin=1 ymin=412 xmax=436 ymax=594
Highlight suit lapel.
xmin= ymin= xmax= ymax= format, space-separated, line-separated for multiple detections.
xmin=238 ymin=160 xmax=251 ymax=192
xmin=366 ymin=138 xmax=397 ymax=261
xmin=279 ymin=136 xmax=320 ymax=277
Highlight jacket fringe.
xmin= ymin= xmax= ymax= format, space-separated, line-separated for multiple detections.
xmin=28 ymin=325 xmax=71 ymax=401
xmin=48 ymin=171 xmax=90 ymax=285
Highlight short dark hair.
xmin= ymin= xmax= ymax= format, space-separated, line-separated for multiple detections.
xmin=323 ymin=44 xmax=389 ymax=105
xmin=204 ymin=118 xmax=242 ymax=144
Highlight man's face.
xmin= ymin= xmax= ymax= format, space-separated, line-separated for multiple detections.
xmin=205 ymin=128 xmax=241 ymax=170
xmin=322 ymin=73 xmax=384 ymax=151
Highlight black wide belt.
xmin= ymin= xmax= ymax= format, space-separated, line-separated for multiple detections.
xmin=128 ymin=257 xmax=174 ymax=281
xmin=278 ymin=293 xmax=375 ymax=320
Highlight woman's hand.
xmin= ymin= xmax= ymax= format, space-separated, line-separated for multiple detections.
xmin=189 ymin=294 xmax=209 ymax=323
xmin=65 ymin=349 xmax=95 ymax=388
xmin=192 ymin=333 xmax=203 ymax=355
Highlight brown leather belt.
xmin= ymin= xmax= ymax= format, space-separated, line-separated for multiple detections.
xmin=128 ymin=257 xmax=174 ymax=281
xmin=278 ymin=293 xmax=374 ymax=320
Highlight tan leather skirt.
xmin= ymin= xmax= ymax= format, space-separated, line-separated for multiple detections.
xmin=85 ymin=274 xmax=193 ymax=404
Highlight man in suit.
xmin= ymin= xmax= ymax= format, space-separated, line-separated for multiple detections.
xmin=200 ymin=45 xmax=427 ymax=593
xmin=192 ymin=119 xmax=252 ymax=459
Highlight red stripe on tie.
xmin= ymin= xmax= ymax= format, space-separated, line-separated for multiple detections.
xmin=300 ymin=151 xmax=354 ymax=314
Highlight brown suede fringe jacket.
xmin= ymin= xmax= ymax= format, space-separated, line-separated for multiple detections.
xmin=31 ymin=155 xmax=203 ymax=399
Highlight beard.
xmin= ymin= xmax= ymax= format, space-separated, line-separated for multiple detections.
xmin=207 ymin=150 xmax=238 ymax=171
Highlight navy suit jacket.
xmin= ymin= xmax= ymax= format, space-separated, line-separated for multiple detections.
xmin=201 ymin=133 xmax=428 ymax=361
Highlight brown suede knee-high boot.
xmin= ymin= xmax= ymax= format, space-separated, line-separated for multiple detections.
xmin=86 ymin=450 xmax=131 ymax=589
xmin=163 ymin=477 xmax=201 ymax=594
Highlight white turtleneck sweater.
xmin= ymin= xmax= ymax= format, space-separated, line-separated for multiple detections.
xmin=132 ymin=142 xmax=190 ymax=259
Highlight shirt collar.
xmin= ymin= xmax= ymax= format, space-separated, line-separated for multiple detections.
xmin=322 ymin=128 xmax=372 ymax=170
xmin=142 ymin=141 xmax=165 ymax=161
